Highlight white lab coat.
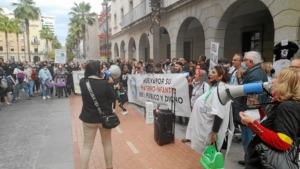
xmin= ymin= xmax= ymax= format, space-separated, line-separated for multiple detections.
xmin=186 ymin=86 xmax=233 ymax=156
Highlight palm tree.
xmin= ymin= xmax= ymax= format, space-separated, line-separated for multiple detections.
xmin=39 ymin=27 xmax=54 ymax=60
xmin=12 ymin=0 xmax=41 ymax=62
xmin=69 ymin=2 xmax=97 ymax=59
xmin=68 ymin=23 xmax=82 ymax=58
xmin=0 ymin=16 xmax=14 ymax=61
xmin=11 ymin=19 xmax=22 ymax=61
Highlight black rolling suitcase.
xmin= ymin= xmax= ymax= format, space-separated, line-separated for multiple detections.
xmin=154 ymin=88 xmax=176 ymax=146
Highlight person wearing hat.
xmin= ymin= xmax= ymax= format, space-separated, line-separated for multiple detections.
xmin=154 ymin=63 xmax=164 ymax=74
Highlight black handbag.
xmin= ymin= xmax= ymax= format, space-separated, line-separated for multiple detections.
xmin=86 ymin=79 xmax=120 ymax=129
xmin=255 ymin=141 xmax=299 ymax=169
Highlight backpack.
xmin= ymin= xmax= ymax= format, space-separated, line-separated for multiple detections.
xmin=17 ymin=71 xmax=25 ymax=83
xmin=0 ymin=77 xmax=8 ymax=89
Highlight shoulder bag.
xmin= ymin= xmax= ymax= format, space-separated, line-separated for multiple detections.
xmin=86 ymin=79 xmax=120 ymax=129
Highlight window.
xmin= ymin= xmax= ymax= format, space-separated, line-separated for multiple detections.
xmin=129 ymin=1 xmax=133 ymax=11
xmin=10 ymin=47 xmax=14 ymax=52
xmin=121 ymin=8 xmax=124 ymax=17
xmin=114 ymin=14 xmax=117 ymax=26
xmin=21 ymin=46 xmax=25 ymax=52
xmin=20 ymin=36 xmax=24 ymax=42
xmin=34 ymin=48 xmax=38 ymax=53
xmin=0 ymin=46 xmax=3 ymax=51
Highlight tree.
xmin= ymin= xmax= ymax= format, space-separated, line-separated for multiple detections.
xmin=39 ymin=27 xmax=54 ymax=60
xmin=67 ymin=51 xmax=75 ymax=61
xmin=69 ymin=2 xmax=97 ymax=59
xmin=48 ymin=50 xmax=55 ymax=59
xmin=0 ymin=16 xmax=14 ymax=61
xmin=11 ymin=19 xmax=22 ymax=61
xmin=51 ymin=36 xmax=62 ymax=49
xmin=12 ymin=0 xmax=41 ymax=62
xmin=67 ymin=23 xmax=82 ymax=58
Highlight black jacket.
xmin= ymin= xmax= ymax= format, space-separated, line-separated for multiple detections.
xmin=79 ymin=77 xmax=116 ymax=123
xmin=6 ymin=62 xmax=17 ymax=76
xmin=246 ymin=101 xmax=300 ymax=169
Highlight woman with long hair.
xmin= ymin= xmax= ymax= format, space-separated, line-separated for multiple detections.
xmin=79 ymin=62 xmax=116 ymax=169
xmin=240 ymin=68 xmax=300 ymax=169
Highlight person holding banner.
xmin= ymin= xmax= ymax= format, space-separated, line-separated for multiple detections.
xmin=182 ymin=69 xmax=209 ymax=143
xmin=186 ymin=65 xmax=232 ymax=154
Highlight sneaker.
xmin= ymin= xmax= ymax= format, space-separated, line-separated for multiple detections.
xmin=26 ymin=99 xmax=30 ymax=101
xmin=238 ymin=161 xmax=245 ymax=166
xmin=46 ymin=96 xmax=51 ymax=99
xmin=6 ymin=102 xmax=11 ymax=106
xmin=11 ymin=100 xmax=15 ymax=103
xmin=30 ymin=95 xmax=36 ymax=97
xmin=17 ymin=97 xmax=21 ymax=100
xmin=43 ymin=96 xmax=46 ymax=100
xmin=121 ymin=111 xmax=128 ymax=115
xmin=113 ymin=109 xmax=115 ymax=113
xmin=34 ymin=91 xmax=37 ymax=94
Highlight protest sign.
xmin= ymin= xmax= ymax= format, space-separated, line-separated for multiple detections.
xmin=209 ymin=42 xmax=219 ymax=72
xmin=127 ymin=74 xmax=191 ymax=117
xmin=72 ymin=71 xmax=85 ymax=94
xmin=54 ymin=49 xmax=67 ymax=64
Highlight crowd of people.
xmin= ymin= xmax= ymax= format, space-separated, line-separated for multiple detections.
xmin=1 ymin=52 xmax=300 ymax=169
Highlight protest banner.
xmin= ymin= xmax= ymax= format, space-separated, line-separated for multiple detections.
xmin=127 ymin=74 xmax=191 ymax=117
xmin=54 ymin=49 xmax=67 ymax=64
xmin=209 ymin=42 xmax=219 ymax=72
xmin=72 ymin=71 xmax=85 ymax=94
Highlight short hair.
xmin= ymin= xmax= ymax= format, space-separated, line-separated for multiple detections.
xmin=244 ymin=51 xmax=261 ymax=64
xmin=84 ymin=62 xmax=102 ymax=78
xmin=200 ymin=55 xmax=206 ymax=62
xmin=273 ymin=68 xmax=300 ymax=103
xmin=191 ymin=60 xmax=197 ymax=65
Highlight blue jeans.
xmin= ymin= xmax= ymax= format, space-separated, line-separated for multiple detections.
xmin=29 ymin=80 xmax=35 ymax=95
xmin=40 ymin=79 xmax=49 ymax=96
xmin=13 ymin=82 xmax=30 ymax=100
xmin=241 ymin=125 xmax=253 ymax=153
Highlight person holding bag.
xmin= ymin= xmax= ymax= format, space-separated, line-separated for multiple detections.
xmin=79 ymin=62 xmax=116 ymax=169
xmin=240 ymin=68 xmax=300 ymax=169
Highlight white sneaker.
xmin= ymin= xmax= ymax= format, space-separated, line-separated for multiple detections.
xmin=43 ymin=96 xmax=46 ymax=100
xmin=17 ymin=97 xmax=21 ymax=100
xmin=113 ymin=109 xmax=115 ymax=113
xmin=34 ymin=91 xmax=37 ymax=94
xmin=46 ymin=96 xmax=51 ymax=99
xmin=121 ymin=111 xmax=128 ymax=115
xmin=15 ymin=98 xmax=18 ymax=101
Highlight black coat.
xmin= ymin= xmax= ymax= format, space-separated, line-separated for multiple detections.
xmin=79 ymin=77 xmax=116 ymax=123
xmin=6 ymin=62 xmax=17 ymax=76
xmin=246 ymin=101 xmax=300 ymax=169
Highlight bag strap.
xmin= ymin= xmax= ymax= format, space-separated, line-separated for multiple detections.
xmin=86 ymin=79 xmax=104 ymax=116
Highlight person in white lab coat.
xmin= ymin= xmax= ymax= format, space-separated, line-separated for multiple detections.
xmin=182 ymin=69 xmax=209 ymax=142
xmin=187 ymin=65 xmax=232 ymax=155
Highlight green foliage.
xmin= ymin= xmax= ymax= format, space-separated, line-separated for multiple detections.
xmin=12 ymin=0 xmax=41 ymax=21
xmin=39 ymin=27 xmax=54 ymax=41
xmin=0 ymin=16 xmax=14 ymax=33
xmin=48 ymin=50 xmax=55 ymax=59
xmin=67 ymin=51 xmax=75 ymax=61
xmin=52 ymin=36 xmax=62 ymax=49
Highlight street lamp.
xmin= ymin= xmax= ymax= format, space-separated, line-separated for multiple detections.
xmin=101 ymin=0 xmax=110 ymax=64
xmin=21 ymin=27 xmax=26 ymax=62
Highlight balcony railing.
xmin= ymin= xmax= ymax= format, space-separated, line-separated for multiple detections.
xmin=31 ymin=40 xmax=40 ymax=45
xmin=120 ymin=0 xmax=151 ymax=28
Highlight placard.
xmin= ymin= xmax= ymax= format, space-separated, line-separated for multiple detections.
xmin=209 ymin=42 xmax=219 ymax=72
xmin=54 ymin=49 xmax=67 ymax=64
xmin=72 ymin=71 xmax=85 ymax=94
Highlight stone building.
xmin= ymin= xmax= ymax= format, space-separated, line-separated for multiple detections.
xmin=110 ymin=0 xmax=300 ymax=63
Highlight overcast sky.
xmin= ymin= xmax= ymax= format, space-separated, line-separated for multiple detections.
xmin=1 ymin=0 xmax=103 ymax=45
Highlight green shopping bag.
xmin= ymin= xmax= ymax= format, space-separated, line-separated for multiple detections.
xmin=200 ymin=142 xmax=224 ymax=169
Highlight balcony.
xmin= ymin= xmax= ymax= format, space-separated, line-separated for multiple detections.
xmin=120 ymin=0 xmax=151 ymax=28
xmin=31 ymin=40 xmax=40 ymax=45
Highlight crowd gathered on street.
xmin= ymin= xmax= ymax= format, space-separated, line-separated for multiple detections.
xmin=1 ymin=52 xmax=300 ymax=169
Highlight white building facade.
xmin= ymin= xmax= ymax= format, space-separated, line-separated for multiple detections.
xmin=110 ymin=0 xmax=300 ymax=63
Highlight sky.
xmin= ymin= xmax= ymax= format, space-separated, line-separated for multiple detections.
xmin=1 ymin=0 xmax=103 ymax=46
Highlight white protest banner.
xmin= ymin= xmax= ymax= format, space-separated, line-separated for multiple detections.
xmin=127 ymin=74 xmax=191 ymax=117
xmin=54 ymin=49 xmax=67 ymax=64
xmin=72 ymin=71 xmax=85 ymax=94
xmin=209 ymin=42 xmax=219 ymax=72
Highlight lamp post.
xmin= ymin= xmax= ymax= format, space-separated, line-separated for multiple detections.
xmin=101 ymin=0 xmax=110 ymax=64
xmin=21 ymin=27 xmax=26 ymax=62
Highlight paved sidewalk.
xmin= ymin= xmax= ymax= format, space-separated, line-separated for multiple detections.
xmin=71 ymin=96 xmax=203 ymax=169
xmin=0 ymin=93 xmax=74 ymax=169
